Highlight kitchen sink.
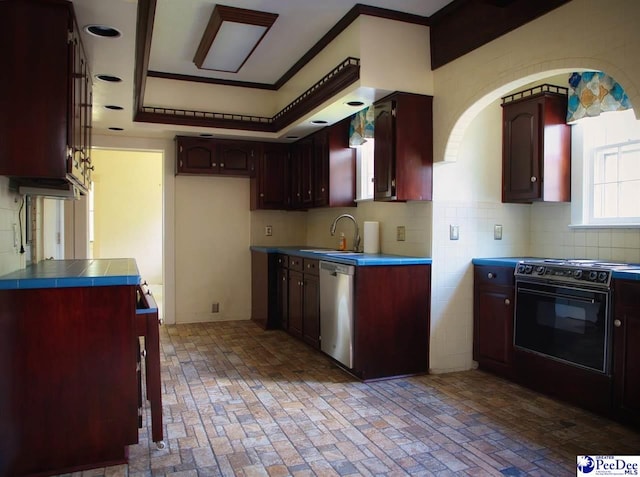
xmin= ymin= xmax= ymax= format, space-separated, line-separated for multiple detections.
xmin=298 ymin=249 xmax=363 ymax=255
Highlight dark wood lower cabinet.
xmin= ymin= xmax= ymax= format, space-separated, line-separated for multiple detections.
xmin=474 ymin=265 xmax=640 ymax=426
xmin=352 ymin=265 xmax=431 ymax=380
xmin=301 ymin=261 xmax=320 ymax=349
xmin=250 ymin=250 xmax=431 ymax=380
xmin=473 ymin=265 xmax=515 ymax=378
xmin=0 ymin=286 xmax=142 ymax=476
xmin=612 ymin=279 xmax=640 ymax=426
xmin=288 ymin=270 xmax=304 ymax=339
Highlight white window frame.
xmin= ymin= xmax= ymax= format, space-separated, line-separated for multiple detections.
xmin=587 ymin=141 xmax=640 ymax=225
xmin=570 ymin=109 xmax=640 ymax=228
xmin=355 ymin=139 xmax=374 ymax=201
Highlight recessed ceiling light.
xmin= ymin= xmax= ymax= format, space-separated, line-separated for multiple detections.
xmin=311 ymin=120 xmax=328 ymax=125
xmin=108 ymin=127 xmax=124 ymax=131
xmin=199 ymin=133 xmax=214 ymax=137
xmin=346 ymin=101 xmax=365 ymax=107
xmin=95 ymin=74 xmax=122 ymax=83
xmin=104 ymin=105 xmax=124 ymax=110
xmin=285 ymin=135 xmax=299 ymax=139
xmin=84 ymin=25 xmax=122 ymax=38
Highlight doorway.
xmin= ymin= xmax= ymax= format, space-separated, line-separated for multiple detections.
xmin=90 ymin=148 xmax=164 ymax=318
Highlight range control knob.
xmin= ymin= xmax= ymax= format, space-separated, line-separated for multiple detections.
xmin=524 ymin=265 xmax=533 ymax=274
xmin=598 ymin=271 xmax=609 ymax=282
xmin=535 ymin=266 xmax=545 ymax=275
xmin=573 ymin=269 xmax=583 ymax=279
xmin=588 ymin=271 xmax=598 ymax=281
xmin=517 ymin=264 xmax=526 ymax=274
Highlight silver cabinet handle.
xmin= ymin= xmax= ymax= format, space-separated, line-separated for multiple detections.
xmin=504 ymin=298 xmax=511 ymax=305
xmin=614 ymin=319 xmax=622 ymax=327
xmin=530 ymin=176 xmax=537 ymax=182
xmin=487 ymin=272 xmax=495 ymax=279
xmin=212 ymin=162 xmax=217 ymax=167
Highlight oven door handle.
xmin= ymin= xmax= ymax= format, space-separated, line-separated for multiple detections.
xmin=518 ymin=287 xmax=596 ymax=304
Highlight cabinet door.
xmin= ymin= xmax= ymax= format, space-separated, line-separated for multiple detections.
xmin=613 ymin=280 xmax=640 ymax=425
xmin=177 ymin=137 xmax=218 ymax=174
xmin=373 ymin=99 xmax=395 ymax=200
xmin=313 ymin=130 xmax=329 ymax=207
xmin=218 ymin=141 xmax=255 ymax=176
xmin=288 ymin=270 xmax=303 ymax=339
xmin=69 ymin=29 xmax=85 ymax=184
xmin=277 ymin=265 xmax=289 ymax=331
xmin=476 ymin=289 xmax=514 ymax=364
xmin=302 ymin=274 xmax=320 ymax=349
xmin=290 ymin=139 xmax=313 ymax=209
xmin=253 ymin=143 xmax=288 ymax=209
xmin=473 ymin=266 xmax=515 ymax=377
xmin=502 ymin=99 xmax=541 ymax=202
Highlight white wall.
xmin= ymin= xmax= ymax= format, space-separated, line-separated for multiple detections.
xmin=175 ymin=176 xmax=251 ymax=323
xmin=91 ymin=149 xmax=163 ymax=284
xmin=0 ymin=177 xmax=25 ymax=275
xmin=428 ymin=0 xmax=640 ymax=372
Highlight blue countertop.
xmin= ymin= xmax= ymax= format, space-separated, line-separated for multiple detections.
xmin=251 ymin=246 xmax=432 ymax=266
xmin=0 ymin=258 xmax=141 ymax=290
xmin=472 ymin=257 xmax=640 ymax=281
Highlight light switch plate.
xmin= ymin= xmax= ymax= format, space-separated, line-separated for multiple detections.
xmin=450 ymin=225 xmax=459 ymax=240
xmin=494 ymin=224 xmax=503 ymax=240
xmin=265 ymin=225 xmax=273 ymax=236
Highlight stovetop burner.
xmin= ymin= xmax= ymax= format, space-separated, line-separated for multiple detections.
xmin=515 ymin=258 xmax=639 ymax=288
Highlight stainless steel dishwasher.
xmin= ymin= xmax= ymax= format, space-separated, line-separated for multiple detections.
xmin=319 ymin=261 xmax=355 ymax=368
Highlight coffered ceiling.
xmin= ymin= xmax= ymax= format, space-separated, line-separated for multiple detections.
xmin=70 ymin=0 xmax=454 ymax=140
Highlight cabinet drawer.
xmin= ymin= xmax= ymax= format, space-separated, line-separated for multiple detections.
xmin=303 ymin=259 xmax=319 ymax=276
xmin=276 ymin=254 xmax=289 ymax=268
xmin=474 ymin=265 xmax=515 ymax=288
xmin=288 ymin=256 xmax=304 ymax=272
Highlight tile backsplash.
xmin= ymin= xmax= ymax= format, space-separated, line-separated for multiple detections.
xmin=530 ymin=203 xmax=640 ymax=263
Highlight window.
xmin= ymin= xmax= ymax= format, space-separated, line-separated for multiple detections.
xmin=355 ymin=139 xmax=374 ymax=201
xmin=572 ymin=109 xmax=640 ymax=226
xmin=590 ymin=142 xmax=640 ymax=223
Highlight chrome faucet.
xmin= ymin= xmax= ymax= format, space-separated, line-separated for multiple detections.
xmin=330 ymin=214 xmax=361 ymax=252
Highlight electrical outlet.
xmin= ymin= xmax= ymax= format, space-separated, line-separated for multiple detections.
xmin=396 ymin=226 xmax=406 ymax=241
xmin=264 ymin=225 xmax=273 ymax=236
xmin=494 ymin=224 xmax=503 ymax=240
xmin=450 ymin=225 xmax=459 ymax=240
xmin=211 ymin=303 xmax=219 ymax=313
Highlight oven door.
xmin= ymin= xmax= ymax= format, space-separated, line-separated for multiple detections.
xmin=514 ymin=279 xmax=611 ymax=374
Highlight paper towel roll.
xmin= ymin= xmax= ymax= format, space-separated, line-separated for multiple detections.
xmin=363 ymin=221 xmax=380 ymax=254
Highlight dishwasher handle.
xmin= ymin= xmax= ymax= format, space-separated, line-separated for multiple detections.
xmin=320 ymin=260 xmax=355 ymax=276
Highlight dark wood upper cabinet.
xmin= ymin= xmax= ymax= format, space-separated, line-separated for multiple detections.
xmin=289 ymin=138 xmax=314 ymax=210
xmin=250 ymin=142 xmax=288 ymax=210
xmin=501 ymin=85 xmax=571 ymax=203
xmin=176 ymin=137 xmax=255 ymax=176
xmin=313 ymin=117 xmax=355 ymax=208
xmin=0 ymin=0 xmax=91 ymax=193
xmin=218 ymin=140 xmax=256 ymax=176
xmin=176 ymin=137 xmax=218 ymax=174
xmin=373 ymin=92 xmax=433 ymax=201
xmin=313 ymin=129 xmax=330 ymax=207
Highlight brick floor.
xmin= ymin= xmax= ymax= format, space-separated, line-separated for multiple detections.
xmin=58 ymin=321 xmax=640 ymax=476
